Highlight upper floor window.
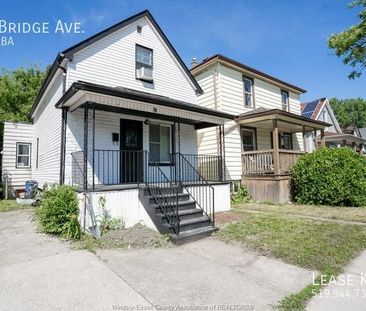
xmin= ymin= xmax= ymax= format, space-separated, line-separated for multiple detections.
xmin=136 ymin=45 xmax=153 ymax=82
xmin=243 ymin=76 xmax=254 ymax=108
xmin=281 ymin=90 xmax=289 ymax=111
xmin=16 ymin=142 xmax=31 ymax=168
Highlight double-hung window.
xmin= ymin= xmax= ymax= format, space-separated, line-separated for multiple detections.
xmin=16 ymin=143 xmax=31 ymax=168
xmin=149 ymin=124 xmax=171 ymax=163
xmin=243 ymin=76 xmax=254 ymax=108
xmin=136 ymin=44 xmax=153 ymax=82
xmin=281 ymin=90 xmax=289 ymax=111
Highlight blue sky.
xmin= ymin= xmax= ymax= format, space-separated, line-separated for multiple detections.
xmin=0 ymin=0 xmax=365 ymax=101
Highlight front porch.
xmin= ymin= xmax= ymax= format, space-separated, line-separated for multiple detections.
xmin=236 ymin=108 xmax=330 ymax=202
xmin=56 ymin=81 xmax=233 ymax=242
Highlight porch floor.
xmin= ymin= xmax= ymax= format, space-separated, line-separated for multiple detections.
xmin=79 ymin=181 xmax=229 ymax=192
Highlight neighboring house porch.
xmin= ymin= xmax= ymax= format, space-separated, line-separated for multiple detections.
xmin=236 ymin=108 xmax=329 ymax=203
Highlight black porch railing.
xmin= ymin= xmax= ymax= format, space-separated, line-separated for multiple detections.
xmin=172 ymin=153 xmax=215 ymax=227
xmin=71 ymin=150 xmax=219 ymax=234
xmin=71 ymin=150 xmax=223 ymax=189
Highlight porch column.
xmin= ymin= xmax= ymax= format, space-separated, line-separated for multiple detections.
xmin=313 ymin=128 xmax=317 ymax=149
xmin=352 ymin=142 xmax=357 ymax=151
xmin=59 ymin=107 xmax=68 ymax=184
xmin=219 ymin=124 xmax=225 ymax=181
xmin=320 ymin=129 xmax=325 ymax=147
xmin=92 ymin=105 xmax=96 ymax=190
xmin=83 ymin=106 xmax=88 ymax=191
xmin=302 ymin=126 xmax=307 ymax=153
xmin=272 ymin=119 xmax=280 ymax=175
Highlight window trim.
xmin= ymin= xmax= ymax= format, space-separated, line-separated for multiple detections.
xmin=16 ymin=142 xmax=31 ymax=169
xmin=243 ymin=75 xmax=255 ymax=108
xmin=36 ymin=138 xmax=39 ymax=169
xmin=241 ymin=126 xmax=257 ymax=152
xmin=281 ymin=89 xmax=289 ymax=112
xmin=270 ymin=132 xmax=293 ymax=150
xmin=135 ymin=44 xmax=153 ymax=84
xmin=148 ymin=123 xmax=174 ymax=166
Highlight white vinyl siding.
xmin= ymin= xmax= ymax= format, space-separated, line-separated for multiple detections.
xmin=194 ymin=63 xmax=304 ymax=181
xmin=67 ymin=17 xmax=197 ymax=103
xmin=32 ymin=74 xmax=63 ymax=186
xmin=2 ymin=122 xmax=33 ymax=192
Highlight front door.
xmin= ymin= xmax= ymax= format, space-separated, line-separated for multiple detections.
xmin=120 ymin=119 xmax=143 ymax=183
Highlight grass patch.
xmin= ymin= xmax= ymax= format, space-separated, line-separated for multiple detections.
xmin=73 ymin=224 xmax=172 ymax=252
xmin=0 ymin=200 xmax=31 ymax=212
xmin=215 ymin=212 xmax=366 ymax=310
xmin=234 ymin=202 xmax=366 ymax=223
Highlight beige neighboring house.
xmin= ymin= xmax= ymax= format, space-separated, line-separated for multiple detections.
xmin=191 ymin=54 xmax=329 ymax=203
xmin=301 ymin=98 xmax=366 ymax=153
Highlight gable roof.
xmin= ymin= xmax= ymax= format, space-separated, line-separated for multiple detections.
xmin=191 ymin=54 xmax=306 ymax=94
xmin=30 ymin=10 xmax=202 ymax=118
xmin=301 ymin=97 xmax=342 ymax=134
xmin=301 ymin=98 xmax=325 ymax=119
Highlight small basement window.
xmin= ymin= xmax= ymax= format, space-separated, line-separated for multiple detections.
xmin=16 ymin=142 xmax=31 ymax=168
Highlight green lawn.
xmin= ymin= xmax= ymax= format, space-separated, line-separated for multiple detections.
xmin=234 ymin=202 xmax=366 ymax=223
xmin=0 ymin=200 xmax=30 ymax=212
xmin=215 ymin=211 xmax=366 ymax=310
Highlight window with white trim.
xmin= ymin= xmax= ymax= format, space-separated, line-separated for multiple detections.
xmin=281 ymin=90 xmax=289 ymax=111
xmin=136 ymin=45 xmax=152 ymax=70
xmin=149 ymin=124 xmax=171 ymax=163
xmin=16 ymin=143 xmax=31 ymax=168
xmin=243 ymin=76 xmax=254 ymax=108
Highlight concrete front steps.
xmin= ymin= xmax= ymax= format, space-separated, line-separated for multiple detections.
xmin=145 ymin=187 xmax=216 ymax=245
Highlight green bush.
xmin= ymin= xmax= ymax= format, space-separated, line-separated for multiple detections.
xmin=35 ymin=184 xmax=81 ymax=239
xmin=231 ymin=185 xmax=251 ymax=205
xmin=291 ymin=147 xmax=366 ymax=207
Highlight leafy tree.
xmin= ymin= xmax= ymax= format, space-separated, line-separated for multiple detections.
xmin=0 ymin=66 xmax=48 ymax=177
xmin=328 ymin=0 xmax=366 ymax=79
xmin=329 ymin=97 xmax=366 ymax=127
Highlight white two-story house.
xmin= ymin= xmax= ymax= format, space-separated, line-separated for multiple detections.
xmin=192 ymin=55 xmax=329 ymax=203
xmin=2 ymin=10 xmax=232 ymax=244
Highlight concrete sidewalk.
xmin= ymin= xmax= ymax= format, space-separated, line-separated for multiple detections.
xmin=97 ymin=239 xmax=316 ymax=310
xmin=307 ymin=251 xmax=366 ymax=311
xmin=0 ymin=210 xmax=151 ymax=311
xmin=0 ymin=209 xmax=317 ymax=311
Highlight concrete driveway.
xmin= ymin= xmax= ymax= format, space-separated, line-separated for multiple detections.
xmin=0 ymin=210 xmax=315 ymax=311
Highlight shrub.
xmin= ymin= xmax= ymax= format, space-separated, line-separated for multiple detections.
xmin=291 ymin=147 xmax=366 ymax=207
xmin=35 ymin=184 xmax=81 ymax=239
xmin=231 ymin=185 xmax=251 ymax=204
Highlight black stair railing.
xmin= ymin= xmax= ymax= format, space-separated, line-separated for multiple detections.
xmin=145 ymin=151 xmax=180 ymax=235
xmin=173 ymin=153 xmax=215 ymax=227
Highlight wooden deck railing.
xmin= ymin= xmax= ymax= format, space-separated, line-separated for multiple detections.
xmin=242 ymin=149 xmax=304 ymax=175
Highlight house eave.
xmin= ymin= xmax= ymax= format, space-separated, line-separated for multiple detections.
xmin=191 ymin=54 xmax=307 ymax=94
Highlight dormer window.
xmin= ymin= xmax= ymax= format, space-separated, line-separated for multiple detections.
xmin=281 ymin=90 xmax=289 ymax=111
xmin=243 ymin=76 xmax=254 ymax=108
xmin=136 ymin=44 xmax=153 ymax=82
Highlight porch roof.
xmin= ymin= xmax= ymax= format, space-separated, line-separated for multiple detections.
xmin=235 ymin=108 xmax=331 ymax=132
xmin=55 ymin=81 xmax=234 ymax=129
xmin=319 ymin=132 xmax=366 ymax=145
